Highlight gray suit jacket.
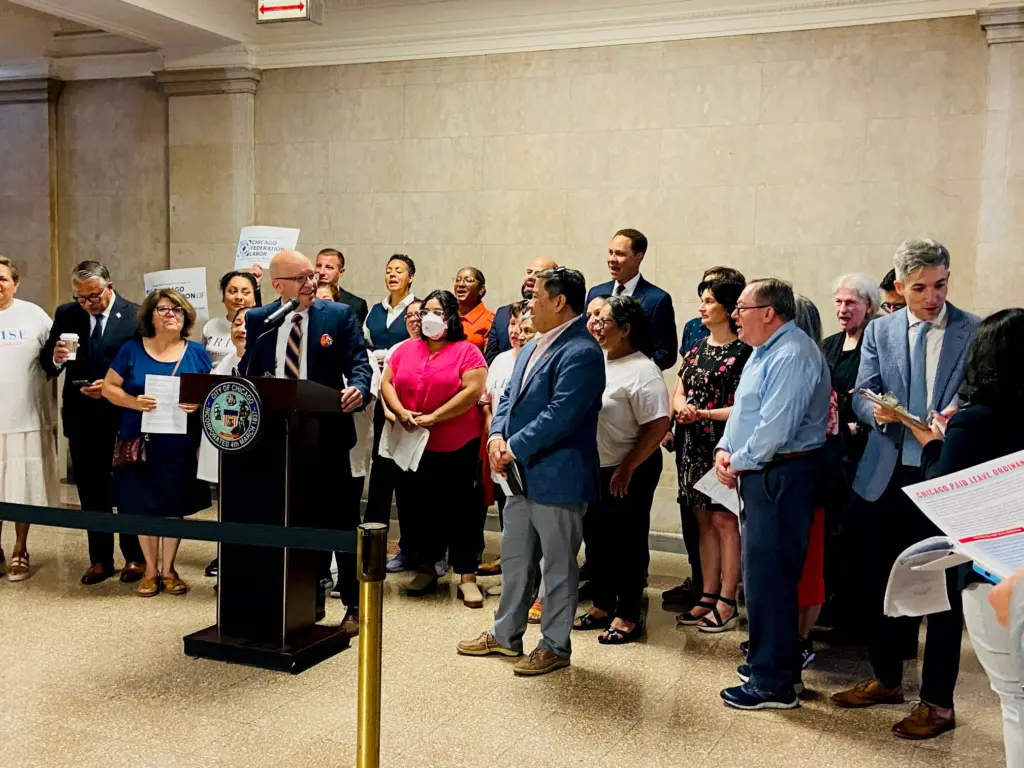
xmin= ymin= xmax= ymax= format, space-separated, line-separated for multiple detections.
xmin=851 ymin=303 xmax=979 ymax=502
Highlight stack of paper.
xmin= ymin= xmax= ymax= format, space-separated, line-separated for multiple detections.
xmin=694 ymin=468 xmax=742 ymax=516
xmin=379 ymin=422 xmax=429 ymax=472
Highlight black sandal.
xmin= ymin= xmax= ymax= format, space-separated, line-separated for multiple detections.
xmin=598 ymin=621 xmax=644 ymax=645
xmin=676 ymin=593 xmax=719 ymax=626
xmin=697 ymin=596 xmax=740 ymax=634
xmin=573 ymin=612 xmax=612 ymax=631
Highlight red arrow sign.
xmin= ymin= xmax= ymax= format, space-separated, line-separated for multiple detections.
xmin=260 ymin=2 xmax=305 ymax=14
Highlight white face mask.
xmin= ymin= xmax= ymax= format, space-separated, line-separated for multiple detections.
xmin=420 ymin=312 xmax=447 ymax=340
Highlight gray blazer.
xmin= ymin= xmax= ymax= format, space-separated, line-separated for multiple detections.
xmin=851 ymin=303 xmax=979 ymax=502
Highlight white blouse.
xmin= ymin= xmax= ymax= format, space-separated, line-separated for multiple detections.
xmin=0 ymin=299 xmax=54 ymax=435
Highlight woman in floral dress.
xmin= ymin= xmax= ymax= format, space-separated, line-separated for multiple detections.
xmin=673 ymin=277 xmax=751 ymax=632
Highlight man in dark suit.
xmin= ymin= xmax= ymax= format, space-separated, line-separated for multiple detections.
xmin=483 ymin=256 xmax=557 ymax=364
xmin=40 ymin=261 xmax=146 ymax=585
xmin=832 ymin=239 xmax=979 ymax=740
xmin=240 ymin=250 xmax=373 ymax=634
xmin=316 ymin=248 xmax=369 ymax=327
xmin=458 ymin=268 xmax=606 ymax=677
xmin=586 ymin=228 xmax=677 ymax=371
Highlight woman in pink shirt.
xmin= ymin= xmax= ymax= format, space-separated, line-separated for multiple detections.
xmin=381 ymin=289 xmax=488 ymax=607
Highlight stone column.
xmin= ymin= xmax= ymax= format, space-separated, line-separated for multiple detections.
xmin=0 ymin=77 xmax=62 ymax=309
xmin=156 ymin=67 xmax=261 ymax=315
xmin=976 ymin=8 xmax=1024 ymax=317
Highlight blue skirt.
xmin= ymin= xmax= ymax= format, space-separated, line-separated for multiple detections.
xmin=113 ymin=434 xmax=210 ymax=518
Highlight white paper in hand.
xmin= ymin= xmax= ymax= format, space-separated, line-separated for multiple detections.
xmin=379 ymin=422 xmax=429 ymax=472
xmin=694 ymin=468 xmax=741 ymax=515
xmin=140 ymin=375 xmax=187 ymax=435
xmin=883 ymin=537 xmax=972 ymax=618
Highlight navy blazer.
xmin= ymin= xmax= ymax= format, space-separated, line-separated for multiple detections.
xmin=852 ymin=303 xmax=979 ymax=502
xmin=586 ymin=276 xmax=677 ymax=370
xmin=41 ymin=293 xmax=140 ymax=438
xmin=239 ymin=299 xmax=373 ymax=450
xmin=490 ymin=316 xmax=605 ymax=506
xmin=484 ymin=303 xmax=512 ymax=365
xmin=336 ymin=286 xmax=369 ymax=328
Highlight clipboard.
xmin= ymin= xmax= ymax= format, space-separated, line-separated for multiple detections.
xmin=859 ymin=389 xmax=930 ymax=431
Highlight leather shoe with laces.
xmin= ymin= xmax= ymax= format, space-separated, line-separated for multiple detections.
xmin=456 ymin=631 xmax=521 ymax=658
xmin=81 ymin=563 xmax=116 ymax=585
xmin=831 ymin=679 xmax=905 ymax=708
xmin=513 ymin=648 xmax=571 ymax=677
xmin=341 ymin=608 xmax=359 ymax=637
xmin=119 ymin=562 xmax=146 ymax=583
xmin=892 ymin=702 xmax=955 ymax=740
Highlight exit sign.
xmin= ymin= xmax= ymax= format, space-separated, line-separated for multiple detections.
xmin=257 ymin=0 xmax=323 ymax=24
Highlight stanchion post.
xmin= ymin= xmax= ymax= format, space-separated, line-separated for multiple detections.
xmin=356 ymin=522 xmax=388 ymax=768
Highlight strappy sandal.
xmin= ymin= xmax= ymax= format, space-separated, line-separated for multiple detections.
xmin=697 ymin=596 xmax=740 ymax=633
xmin=528 ymin=599 xmax=542 ymax=624
xmin=7 ymin=552 xmax=31 ymax=582
xmin=135 ymin=575 xmax=160 ymax=597
xmin=677 ymin=593 xmax=719 ymax=626
xmin=598 ymin=621 xmax=644 ymax=645
xmin=161 ymin=572 xmax=189 ymax=596
xmin=573 ymin=612 xmax=612 ymax=631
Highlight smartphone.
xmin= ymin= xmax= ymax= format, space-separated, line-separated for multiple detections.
xmin=72 ymin=379 xmax=91 ymax=388
xmin=973 ymin=564 xmax=1001 ymax=584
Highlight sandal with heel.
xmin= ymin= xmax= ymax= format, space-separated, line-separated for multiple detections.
xmin=697 ymin=596 xmax=740 ymax=633
xmin=677 ymin=593 xmax=719 ymax=626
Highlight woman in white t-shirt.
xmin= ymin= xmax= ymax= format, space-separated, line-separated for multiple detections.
xmin=572 ymin=296 xmax=670 ymax=645
xmin=201 ymin=270 xmax=260 ymax=367
xmin=0 ymin=256 xmax=59 ymax=582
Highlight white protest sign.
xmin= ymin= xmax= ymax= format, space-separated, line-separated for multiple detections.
xmin=235 ymin=226 xmax=300 ymax=270
xmin=144 ymin=267 xmax=209 ymax=323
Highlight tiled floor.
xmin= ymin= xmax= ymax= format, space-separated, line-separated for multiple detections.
xmin=0 ymin=508 xmax=1007 ymax=768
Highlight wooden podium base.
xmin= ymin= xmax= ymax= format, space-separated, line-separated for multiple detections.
xmin=183 ymin=624 xmax=351 ymax=674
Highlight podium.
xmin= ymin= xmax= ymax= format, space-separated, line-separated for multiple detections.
xmin=179 ymin=374 xmax=351 ymax=673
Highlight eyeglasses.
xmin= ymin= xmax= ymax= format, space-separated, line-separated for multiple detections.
xmin=589 ymin=318 xmax=614 ymax=329
xmin=154 ymin=306 xmax=185 ymax=317
xmin=275 ymin=272 xmax=317 ymax=284
xmin=453 ymin=275 xmax=480 ymax=286
xmin=733 ymin=304 xmax=771 ymax=314
xmin=881 ymin=302 xmax=906 ymax=313
xmin=73 ymin=288 xmax=108 ymax=305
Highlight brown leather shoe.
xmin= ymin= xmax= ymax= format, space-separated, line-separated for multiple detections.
xmin=81 ymin=563 xmax=116 ymax=585
xmin=119 ymin=562 xmax=146 ymax=583
xmin=456 ymin=631 xmax=521 ymax=658
xmin=831 ymin=679 xmax=905 ymax=708
xmin=341 ymin=608 xmax=359 ymax=637
xmin=892 ymin=702 xmax=955 ymax=740
xmin=513 ymin=648 xmax=571 ymax=677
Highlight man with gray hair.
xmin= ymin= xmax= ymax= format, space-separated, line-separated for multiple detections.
xmin=713 ymin=278 xmax=831 ymax=710
xmin=832 ymin=238 xmax=979 ymax=740
xmin=41 ymin=261 xmax=146 ymax=585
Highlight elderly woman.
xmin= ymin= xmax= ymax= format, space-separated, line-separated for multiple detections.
xmin=381 ymin=290 xmax=488 ymax=606
xmin=0 ymin=256 xmax=58 ymax=581
xmin=900 ymin=308 xmax=1024 ymax=765
xmin=103 ymin=289 xmax=212 ymax=597
xmin=573 ymin=296 xmax=669 ymax=644
xmin=202 ymin=269 xmax=260 ymax=366
xmin=674 ymin=277 xmax=750 ymax=632
xmin=454 ymin=267 xmax=495 ymax=351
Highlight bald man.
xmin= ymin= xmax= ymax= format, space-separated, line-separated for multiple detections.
xmin=484 ymin=256 xmax=557 ymax=364
xmin=239 ymin=250 xmax=373 ymax=631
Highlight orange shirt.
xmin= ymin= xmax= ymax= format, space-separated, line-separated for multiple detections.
xmin=460 ymin=302 xmax=495 ymax=351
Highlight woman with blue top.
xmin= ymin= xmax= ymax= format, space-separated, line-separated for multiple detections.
xmin=364 ymin=254 xmax=418 ymax=530
xmin=102 ymin=289 xmax=212 ymax=598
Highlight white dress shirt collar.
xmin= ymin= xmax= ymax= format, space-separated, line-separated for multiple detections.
xmin=613 ymin=272 xmax=642 ymax=297
xmin=91 ymin=291 xmax=117 ymax=332
xmin=907 ymin=302 xmax=948 ymax=330
xmin=523 ymin=314 xmax=581 ymax=379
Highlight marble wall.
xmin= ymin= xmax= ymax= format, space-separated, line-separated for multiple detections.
xmin=57 ymin=78 xmax=169 ymax=305
xmin=0 ymin=100 xmax=52 ymax=308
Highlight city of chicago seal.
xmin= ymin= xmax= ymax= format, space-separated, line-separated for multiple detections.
xmin=202 ymin=379 xmax=262 ymax=452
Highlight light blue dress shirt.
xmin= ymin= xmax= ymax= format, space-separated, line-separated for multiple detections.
xmin=717 ymin=321 xmax=831 ymax=472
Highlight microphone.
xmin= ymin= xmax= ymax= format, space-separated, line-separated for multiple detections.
xmin=264 ymin=298 xmax=299 ymax=326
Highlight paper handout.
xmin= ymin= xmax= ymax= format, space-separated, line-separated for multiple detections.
xmin=694 ymin=467 xmax=742 ymax=516
xmin=379 ymin=422 xmax=429 ymax=472
xmin=884 ymin=537 xmax=972 ymax=618
xmin=140 ymin=375 xmax=187 ymax=435
xmin=235 ymin=226 xmax=300 ymax=270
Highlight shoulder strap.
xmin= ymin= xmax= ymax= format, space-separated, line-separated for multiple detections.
xmin=170 ymin=342 xmax=187 ymax=377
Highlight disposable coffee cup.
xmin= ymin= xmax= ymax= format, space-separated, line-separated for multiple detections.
xmin=60 ymin=332 xmax=79 ymax=360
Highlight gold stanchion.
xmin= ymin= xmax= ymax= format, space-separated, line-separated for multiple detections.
xmin=356 ymin=522 xmax=388 ymax=768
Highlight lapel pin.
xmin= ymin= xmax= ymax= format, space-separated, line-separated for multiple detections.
xmin=116 ymin=312 xmax=121 ymax=319
xmin=321 ymin=334 xmax=333 ymax=348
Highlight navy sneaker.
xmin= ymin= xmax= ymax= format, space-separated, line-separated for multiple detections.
xmin=736 ymin=664 xmax=805 ymax=696
xmin=721 ymin=683 xmax=799 ymax=711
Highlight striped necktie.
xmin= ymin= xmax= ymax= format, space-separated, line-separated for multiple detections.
xmin=284 ymin=314 xmax=303 ymax=379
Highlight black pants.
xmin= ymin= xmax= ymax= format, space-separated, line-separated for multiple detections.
xmin=742 ymin=453 xmax=820 ymax=694
xmin=403 ymin=438 xmax=483 ymax=575
xmin=68 ymin=431 xmax=143 ymax=567
xmin=585 ymin=451 xmax=662 ymax=623
xmin=320 ymin=458 xmax=360 ymax=608
xmin=674 ymin=424 xmax=702 ymax=588
xmin=331 ymin=473 xmax=366 ymax=606
xmin=364 ymin=400 xmax=397 ymax=528
xmin=858 ymin=465 xmax=963 ymax=709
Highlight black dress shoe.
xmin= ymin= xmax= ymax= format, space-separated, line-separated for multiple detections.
xmin=204 ymin=559 xmax=218 ymax=578
xmin=315 ymin=606 xmax=326 ymax=623
xmin=81 ymin=563 xmax=116 ymax=585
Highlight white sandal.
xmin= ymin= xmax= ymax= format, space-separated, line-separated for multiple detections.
xmin=7 ymin=552 xmax=31 ymax=582
xmin=458 ymin=581 xmax=484 ymax=608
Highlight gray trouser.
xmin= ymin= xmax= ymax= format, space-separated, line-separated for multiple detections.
xmin=492 ymin=495 xmax=585 ymax=658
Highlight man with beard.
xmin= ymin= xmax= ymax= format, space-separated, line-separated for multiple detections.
xmin=483 ymin=257 xmax=557 ymax=364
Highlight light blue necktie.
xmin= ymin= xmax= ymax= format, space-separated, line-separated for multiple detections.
xmin=902 ymin=321 xmax=932 ymax=467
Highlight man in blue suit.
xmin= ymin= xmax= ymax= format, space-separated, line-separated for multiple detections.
xmin=832 ymin=239 xmax=979 ymax=741
xmin=240 ymin=250 xmax=373 ymax=633
xmin=458 ymin=267 xmax=605 ymax=676
xmin=585 ymin=228 xmax=676 ymax=370
xmin=483 ymin=255 xmax=556 ymax=364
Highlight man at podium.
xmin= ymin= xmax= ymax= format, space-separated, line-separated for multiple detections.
xmin=240 ymin=250 xmax=373 ymax=633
